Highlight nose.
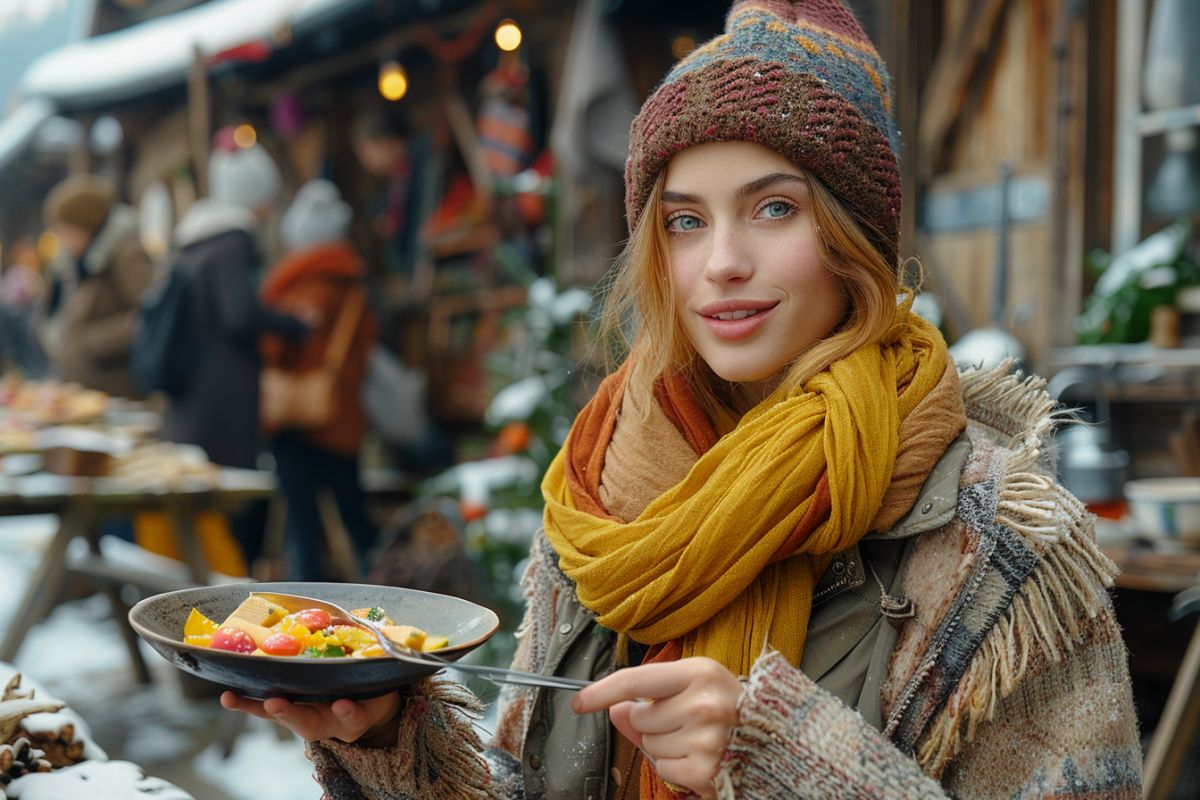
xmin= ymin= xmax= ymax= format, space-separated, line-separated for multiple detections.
xmin=704 ymin=224 xmax=753 ymax=284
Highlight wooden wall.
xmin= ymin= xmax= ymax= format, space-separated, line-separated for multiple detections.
xmin=889 ymin=0 xmax=1098 ymax=371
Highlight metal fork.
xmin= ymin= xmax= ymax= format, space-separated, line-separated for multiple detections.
xmin=250 ymin=591 xmax=590 ymax=692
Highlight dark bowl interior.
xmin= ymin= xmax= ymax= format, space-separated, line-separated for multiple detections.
xmin=129 ymin=582 xmax=500 ymax=702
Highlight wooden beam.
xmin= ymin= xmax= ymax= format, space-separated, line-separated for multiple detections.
xmin=1049 ymin=0 xmax=1088 ymax=347
xmin=917 ymin=0 xmax=1011 ymax=176
xmin=187 ymin=46 xmax=211 ymax=198
xmin=1111 ymin=0 xmax=1144 ymax=255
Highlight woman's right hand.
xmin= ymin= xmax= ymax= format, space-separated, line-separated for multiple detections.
xmin=220 ymin=690 xmax=402 ymax=744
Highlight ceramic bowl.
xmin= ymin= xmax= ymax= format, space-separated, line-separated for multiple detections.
xmin=129 ymin=582 xmax=499 ymax=702
xmin=1124 ymin=478 xmax=1200 ymax=545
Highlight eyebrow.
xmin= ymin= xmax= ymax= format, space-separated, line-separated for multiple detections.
xmin=661 ymin=172 xmax=809 ymax=204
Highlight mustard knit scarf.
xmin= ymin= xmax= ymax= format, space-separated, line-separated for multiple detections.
xmin=542 ymin=309 xmax=955 ymax=677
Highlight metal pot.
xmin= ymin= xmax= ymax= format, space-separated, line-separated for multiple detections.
xmin=1047 ymin=367 xmax=1130 ymax=504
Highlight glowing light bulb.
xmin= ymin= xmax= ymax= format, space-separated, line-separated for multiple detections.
xmin=37 ymin=231 xmax=59 ymax=262
xmin=233 ymin=124 xmax=257 ymax=148
xmin=378 ymin=61 xmax=408 ymax=101
xmin=672 ymin=35 xmax=696 ymax=60
xmin=495 ymin=20 xmax=522 ymax=52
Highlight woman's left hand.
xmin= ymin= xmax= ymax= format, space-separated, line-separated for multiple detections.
xmin=571 ymin=657 xmax=742 ymax=799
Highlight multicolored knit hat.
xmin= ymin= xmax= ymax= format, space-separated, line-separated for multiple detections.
xmin=625 ymin=0 xmax=902 ymax=264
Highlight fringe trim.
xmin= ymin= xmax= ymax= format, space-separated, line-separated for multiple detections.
xmin=914 ymin=365 xmax=1119 ymax=774
xmin=392 ymin=676 xmax=495 ymax=800
xmin=958 ymin=360 xmax=1060 ymax=472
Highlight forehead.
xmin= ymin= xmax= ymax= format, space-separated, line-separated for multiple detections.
xmin=663 ymin=141 xmax=803 ymax=191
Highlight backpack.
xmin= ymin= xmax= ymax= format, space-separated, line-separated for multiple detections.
xmin=131 ymin=264 xmax=194 ymax=395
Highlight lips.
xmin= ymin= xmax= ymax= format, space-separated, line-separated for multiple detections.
xmin=696 ymin=299 xmax=778 ymax=340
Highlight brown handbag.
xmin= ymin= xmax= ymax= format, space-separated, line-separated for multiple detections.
xmin=261 ymin=290 xmax=366 ymax=430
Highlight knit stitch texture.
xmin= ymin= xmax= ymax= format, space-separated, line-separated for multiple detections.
xmin=625 ymin=0 xmax=902 ymax=263
xmin=305 ymin=363 xmax=1142 ymax=799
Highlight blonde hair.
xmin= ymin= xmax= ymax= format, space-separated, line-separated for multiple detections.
xmin=596 ymin=169 xmax=905 ymax=417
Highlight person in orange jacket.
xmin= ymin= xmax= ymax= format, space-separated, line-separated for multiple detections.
xmin=260 ymin=179 xmax=379 ymax=582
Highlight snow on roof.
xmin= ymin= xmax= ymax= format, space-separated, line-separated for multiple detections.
xmin=20 ymin=0 xmax=354 ymax=110
xmin=0 ymin=96 xmax=55 ymax=171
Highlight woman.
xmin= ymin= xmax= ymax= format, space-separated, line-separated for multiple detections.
xmin=222 ymin=2 xmax=1142 ymax=798
xmin=163 ymin=134 xmax=311 ymax=566
xmin=261 ymin=179 xmax=379 ymax=581
xmin=39 ymin=174 xmax=152 ymax=396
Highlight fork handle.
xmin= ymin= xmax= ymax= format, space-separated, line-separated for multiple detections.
xmin=445 ymin=661 xmax=592 ymax=691
xmin=379 ymin=639 xmax=591 ymax=691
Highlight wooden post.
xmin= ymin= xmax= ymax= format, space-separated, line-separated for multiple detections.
xmin=1049 ymin=0 xmax=1088 ymax=346
xmin=187 ymin=46 xmax=211 ymax=197
xmin=1112 ymin=0 xmax=1143 ymax=255
xmin=68 ymin=115 xmax=93 ymax=176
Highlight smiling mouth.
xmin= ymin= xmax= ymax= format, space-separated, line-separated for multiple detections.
xmin=708 ymin=309 xmax=764 ymax=321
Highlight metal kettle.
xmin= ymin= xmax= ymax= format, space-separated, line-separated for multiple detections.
xmin=1047 ymin=367 xmax=1130 ymax=504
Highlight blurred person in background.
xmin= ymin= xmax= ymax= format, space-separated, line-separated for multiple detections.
xmin=0 ymin=239 xmax=50 ymax=378
xmin=260 ymin=179 xmax=378 ymax=582
xmin=162 ymin=130 xmax=311 ymax=568
xmin=38 ymin=174 xmax=152 ymax=396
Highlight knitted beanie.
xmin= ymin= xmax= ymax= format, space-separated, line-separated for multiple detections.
xmin=43 ymin=174 xmax=116 ymax=235
xmin=280 ymin=179 xmax=353 ymax=252
xmin=208 ymin=129 xmax=282 ymax=211
xmin=625 ymin=0 xmax=902 ymax=264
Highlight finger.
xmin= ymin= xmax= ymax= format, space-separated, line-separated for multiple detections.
xmin=627 ymin=696 xmax=685 ymax=736
xmin=330 ymin=699 xmax=373 ymax=734
xmin=572 ymin=663 xmax=692 ymax=714
xmin=640 ymin=731 xmax=692 ymax=761
xmin=262 ymin=697 xmax=328 ymax=738
xmin=608 ymin=701 xmax=644 ymax=751
xmin=219 ymin=692 xmax=273 ymax=721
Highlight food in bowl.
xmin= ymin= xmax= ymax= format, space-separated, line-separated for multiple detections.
xmin=183 ymin=594 xmax=449 ymax=658
xmin=1124 ymin=477 xmax=1200 ymax=545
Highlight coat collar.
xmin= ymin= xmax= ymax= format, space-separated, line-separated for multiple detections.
xmin=868 ymin=433 xmax=971 ymax=540
xmin=260 ymin=241 xmax=364 ymax=303
xmin=173 ymin=198 xmax=256 ymax=249
xmin=82 ymin=204 xmax=137 ymax=276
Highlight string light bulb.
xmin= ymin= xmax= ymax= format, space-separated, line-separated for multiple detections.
xmin=232 ymin=124 xmax=257 ymax=148
xmin=672 ymin=35 xmax=696 ymax=60
xmin=378 ymin=61 xmax=408 ymax=101
xmin=37 ymin=231 xmax=59 ymax=263
xmin=494 ymin=19 xmax=522 ymax=52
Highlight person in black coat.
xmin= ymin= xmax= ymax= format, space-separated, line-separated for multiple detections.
xmin=162 ymin=135 xmax=310 ymax=565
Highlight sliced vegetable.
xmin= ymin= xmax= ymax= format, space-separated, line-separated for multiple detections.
xmin=290 ymin=609 xmax=332 ymax=632
xmin=184 ymin=608 xmax=219 ymax=638
xmin=211 ymin=627 xmax=256 ymax=653
xmin=422 ymin=635 xmax=450 ymax=652
xmin=260 ymin=633 xmax=303 ymax=656
xmin=181 ymin=597 xmax=445 ymax=659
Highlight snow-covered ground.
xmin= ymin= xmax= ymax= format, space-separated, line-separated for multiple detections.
xmin=0 ymin=516 xmax=320 ymax=799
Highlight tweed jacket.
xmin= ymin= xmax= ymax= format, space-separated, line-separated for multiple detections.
xmin=306 ymin=365 xmax=1142 ymax=799
xmin=41 ymin=205 xmax=153 ymax=398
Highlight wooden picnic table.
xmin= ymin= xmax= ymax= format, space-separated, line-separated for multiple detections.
xmin=0 ymin=469 xmax=275 ymax=681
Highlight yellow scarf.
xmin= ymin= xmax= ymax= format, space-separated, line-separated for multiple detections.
xmin=542 ymin=309 xmax=951 ymax=676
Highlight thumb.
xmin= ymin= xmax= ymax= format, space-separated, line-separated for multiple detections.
xmin=608 ymin=700 xmax=644 ymax=750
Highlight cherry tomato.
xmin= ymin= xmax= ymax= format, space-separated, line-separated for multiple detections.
xmin=210 ymin=627 xmax=255 ymax=653
xmin=290 ymin=609 xmax=332 ymax=631
xmin=260 ymin=632 xmax=302 ymax=656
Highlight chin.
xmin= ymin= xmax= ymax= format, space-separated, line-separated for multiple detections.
xmin=707 ymin=362 xmax=779 ymax=385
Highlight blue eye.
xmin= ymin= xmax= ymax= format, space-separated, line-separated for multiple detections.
xmin=666 ymin=214 xmax=702 ymax=232
xmin=762 ymin=200 xmax=793 ymax=219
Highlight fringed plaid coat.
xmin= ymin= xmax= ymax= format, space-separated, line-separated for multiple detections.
xmin=306 ymin=365 xmax=1143 ymax=799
